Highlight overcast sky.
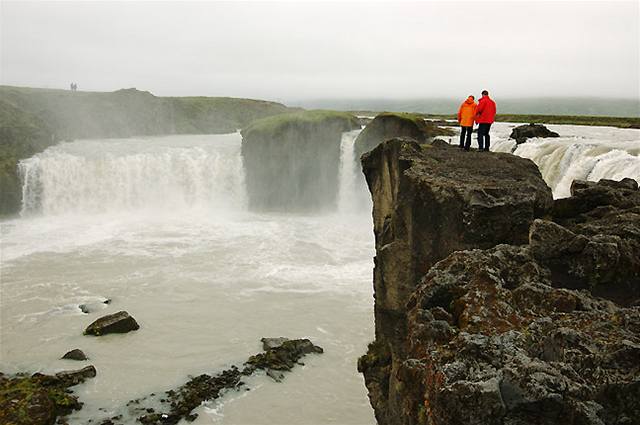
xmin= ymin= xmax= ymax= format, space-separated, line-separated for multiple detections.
xmin=1 ymin=0 xmax=638 ymax=101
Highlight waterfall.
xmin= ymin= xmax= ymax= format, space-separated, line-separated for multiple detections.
xmin=18 ymin=134 xmax=247 ymax=216
xmin=338 ymin=129 xmax=364 ymax=213
xmin=491 ymin=125 xmax=640 ymax=198
xmin=514 ymin=140 xmax=640 ymax=198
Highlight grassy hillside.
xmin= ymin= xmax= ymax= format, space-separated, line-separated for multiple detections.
xmin=0 ymin=85 xmax=295 ymax=215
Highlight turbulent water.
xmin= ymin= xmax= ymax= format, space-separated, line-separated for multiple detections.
xmin=484 ymin=123 xmax=639 ymax=198
xmin=1 ymin=123 xmax=638 ymax=424
xmin=1 ymin=133 xmax=375 ymax=424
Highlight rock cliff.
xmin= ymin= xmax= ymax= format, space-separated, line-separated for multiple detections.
xmin=241 ymin=110 xmax=360 ymax=211
xmin=358 ymin=139 xmax=640 ymax=425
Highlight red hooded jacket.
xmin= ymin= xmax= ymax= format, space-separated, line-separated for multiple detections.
xmin=475 ymin=96 xmax=496 ymax=124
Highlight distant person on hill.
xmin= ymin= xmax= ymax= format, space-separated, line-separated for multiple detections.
xmin=475 ymin=90 xmax=497 ymax=151
xmin=457 ymin=95 xmax=477 ymax=150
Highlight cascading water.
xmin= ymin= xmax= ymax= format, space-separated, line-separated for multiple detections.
xmin=1 ymin=131 xmax=377 ymax=425
xmin=490 ymin=123 xmax=640 ymax=198
xmin=18 ymin=134 xmax=247 ymax=215
xmin=338 ymin=129 xmax=363 ymax=213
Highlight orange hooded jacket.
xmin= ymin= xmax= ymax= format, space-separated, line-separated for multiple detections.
xmin=457 ymin=96 xmax=477 ymax=127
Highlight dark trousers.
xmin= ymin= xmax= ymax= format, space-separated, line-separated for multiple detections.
xmin=477 ymin=123 xmax=492 ymax=150
xmin=459 ymin=126 xmax=472 ymax=149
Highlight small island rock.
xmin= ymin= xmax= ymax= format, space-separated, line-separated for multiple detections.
xmin=61 ymin=349 xmax=88 ymax=361
xmin=510 ymin=123 xmax=560 ymax=144
xmin=84 ymin=311 xmax=140 ymax=336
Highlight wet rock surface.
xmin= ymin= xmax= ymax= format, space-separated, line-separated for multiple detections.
xmin=84 ymin=311 xmax=140 ymax=336
xmin=0 ymin=366 xmax=96 ymax=425
xmin=358 ymin=138 xmax=640 ymax=425
xmin=115 ymin=338 xmax=322 ymax=425
xmin=509 ymin=123 xmax=560 ymax=144
xmin=61 ymin=349 xmax=88 ymax=361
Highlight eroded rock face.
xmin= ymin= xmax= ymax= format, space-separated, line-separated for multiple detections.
xmin=241 ymin=111 xmax=360 ymax=211
xmin=509 ymin=123 xmax=560 ymax=144
xmin=358 ymin=139 xmax=640 ymax=425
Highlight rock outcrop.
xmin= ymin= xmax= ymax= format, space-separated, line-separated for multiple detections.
xmin=84 ymin=311 xmax=140 ymax=336
xmin=358 ymin=139 xmax=640 ymax=425
xmin=0 ymin=366 xmax=96 ymax=425
xmin=509 ymin=123 xmax=560 ymax=144
xmin=354 ymin=113 xmax=454 ymax=161
xmin=121 ymin=338 xmax=323 ymax=425
xmin=241 ymin=110 xmax=360 ymax=211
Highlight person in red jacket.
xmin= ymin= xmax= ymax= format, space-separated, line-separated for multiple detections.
xmin=475 ymin=90 xmax=497 ymax=151
xmin=457 ymin=95 xmax=476 ymax=150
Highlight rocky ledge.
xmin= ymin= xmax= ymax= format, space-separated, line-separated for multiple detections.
xmin=358 ymin=138 xmax=640 ymax=425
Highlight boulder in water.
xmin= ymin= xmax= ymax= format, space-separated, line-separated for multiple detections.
xmin=84 ymin=311 xmax=140 ymax=336
xmin=509 ymin=123 xmax=560 ymax=144
xmin=61 ymin=349 xmax=88 ymax=361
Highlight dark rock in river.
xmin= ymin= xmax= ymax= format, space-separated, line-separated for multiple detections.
xmin=0 ymin=366 xmax=96 ymax=425
xmin=241 ymin=110 xmax=360 ymax=211
xmin=358 ymin=138 xmax=640 ymax=425
xmin=84 ymin=311 xmax=140 ymax=336
xmin=510 ymin=123 xmax=560 ymax=144
xmin=354 ymin=112 xmax=454 ymax=161
xmin=61 ymin=349 xmax=88 ymax=361
xmin=260 ymin=337 xmax=290 ymax=350
xmin=131 ymin=338 xmax=323 ymax=425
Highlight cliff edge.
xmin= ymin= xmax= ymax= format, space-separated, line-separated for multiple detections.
xmin=358 ymin=139 xmax=640 ymax=425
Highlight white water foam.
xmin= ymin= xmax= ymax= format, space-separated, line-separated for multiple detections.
xmin=338 ymin=129 xmax=362 ymax=213
xmin=18 ymin=133 xmax=247 ymax=215
xmin=486 ymin=123 xmax=640 ymax=198
xmin=1 ymin=133 xmax=376 ymax=425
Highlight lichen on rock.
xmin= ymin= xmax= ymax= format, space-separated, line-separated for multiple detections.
xmin=358 ymin=138 xmax=640 ymax=425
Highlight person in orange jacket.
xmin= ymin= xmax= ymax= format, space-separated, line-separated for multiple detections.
xmin=457 ymin=95 xmax=477 ymax=150
xmin=475 ymin=90 xmax=497 ymax=151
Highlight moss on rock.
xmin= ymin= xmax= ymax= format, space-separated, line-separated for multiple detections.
xmin=241 ymin=110 xmax=360 ymax=211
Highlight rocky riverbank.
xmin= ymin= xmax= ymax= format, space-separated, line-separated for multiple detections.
xmin=0 ymin=338 xmax=323 ymax=425
xmin=358 ymin=138 xmax=640 ymax=424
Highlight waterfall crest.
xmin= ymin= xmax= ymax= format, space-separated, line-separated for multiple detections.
xmin=491 ymin=125 xmax=640 ymax=198
xmin=18 ymin=134 xmax=247 ymax=215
